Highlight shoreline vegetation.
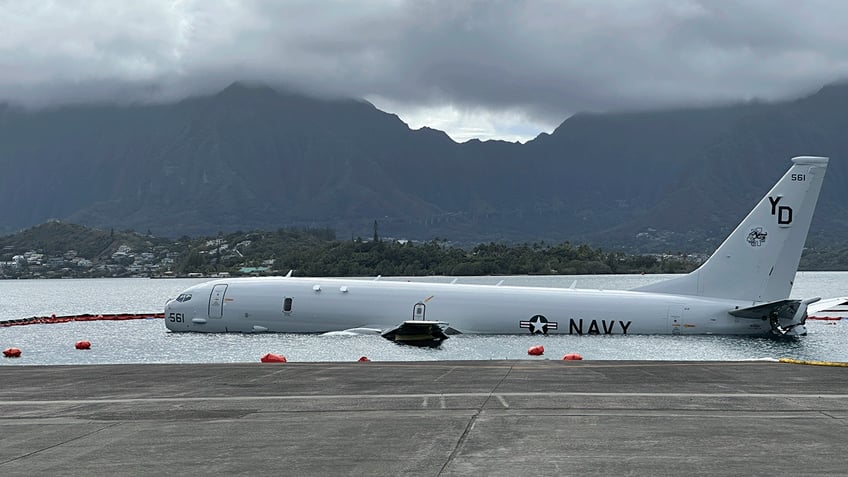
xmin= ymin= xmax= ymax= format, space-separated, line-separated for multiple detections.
xmin=0 ymin=221 xmax=702 ymax=279
xmin=2 ymin=220 xmax=845 ymax=279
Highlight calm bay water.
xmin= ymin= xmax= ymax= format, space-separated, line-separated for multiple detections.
xmin=1 ymin=272 xmax=846 ymax=365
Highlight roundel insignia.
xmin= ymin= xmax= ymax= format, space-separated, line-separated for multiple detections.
xmin=519 ymin=315 xmax=558 ymax=334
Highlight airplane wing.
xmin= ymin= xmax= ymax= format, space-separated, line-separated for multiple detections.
xmin=320 ymin=328 xmax=383 ymax=336
xmin=380 ymin=321 xmax=453 ymax=347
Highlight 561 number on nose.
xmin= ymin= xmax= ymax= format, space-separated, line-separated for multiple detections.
xmin=169 ymin=312 xmax=185 ymax=322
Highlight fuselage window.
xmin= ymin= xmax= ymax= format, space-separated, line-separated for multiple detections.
xmin=283 ymin=297 xmax=293 ymax=313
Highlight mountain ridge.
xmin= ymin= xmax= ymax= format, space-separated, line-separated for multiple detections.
xmin=1 ymin=81 xmax=846 ymax=252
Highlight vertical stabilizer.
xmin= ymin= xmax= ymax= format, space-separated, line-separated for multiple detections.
xmin=634 ymin=156 xmax=828 ymax=302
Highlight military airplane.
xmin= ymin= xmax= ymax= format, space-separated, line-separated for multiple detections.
xmin=165 ymin=156 xmax=828 ymax=339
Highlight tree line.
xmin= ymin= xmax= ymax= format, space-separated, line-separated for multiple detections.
xmin=181 ymin=227 xmax=699 ymax=276
xmin=8 ymin=221 xmax=846 ymax=279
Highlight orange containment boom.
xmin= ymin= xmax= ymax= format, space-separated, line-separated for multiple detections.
xmin=0 ymin=313 xmax=165 ymax=327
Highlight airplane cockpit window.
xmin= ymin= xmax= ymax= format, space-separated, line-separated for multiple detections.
xmin=283 ymin=297 xmax=293 ymax=313
xmin=176 ymin=293 xmax=192 ymax=303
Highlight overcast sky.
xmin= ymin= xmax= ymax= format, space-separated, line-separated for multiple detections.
xmin=3 ymin=0 xmax=848 ymax=142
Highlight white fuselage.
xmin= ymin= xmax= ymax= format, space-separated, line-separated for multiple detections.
xmin=164 ymin=277 xmax=774 ymax=336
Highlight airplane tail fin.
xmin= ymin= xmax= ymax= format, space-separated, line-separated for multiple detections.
xmin=634 ymin=156 xmax=828 ymax=303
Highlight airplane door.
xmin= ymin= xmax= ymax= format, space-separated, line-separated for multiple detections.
xmin=668 ymin=304 xmax=685 ymax=334
xmin=209 ymin=284 xmax=228 ymax=319
xmin=412 ymin=302 xmax=426 ymax=320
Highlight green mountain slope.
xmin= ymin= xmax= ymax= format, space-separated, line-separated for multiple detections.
xmin=1 ymin=81 xmax=846 ymax=252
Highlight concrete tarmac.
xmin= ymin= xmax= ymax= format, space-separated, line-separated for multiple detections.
xmin=1 ymin=360 xmax=846 ymax=476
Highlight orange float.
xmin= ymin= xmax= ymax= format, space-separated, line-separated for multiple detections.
xmin=3 ymin=347 xmax=22 ymax=358
xmin=260 ymin=353 xmax=287 ymax=363
xmin=527 ymin=345 xmax=545 ymax=356
xmin=75 ymin=340 xmax=92 ymax=350
xmin=358 ymin=356 xmax=370 ymax=362
xmin=562 ymin=353 xmax=583 ymax=360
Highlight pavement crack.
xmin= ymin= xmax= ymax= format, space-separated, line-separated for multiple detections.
xmin=438 ymin=363 xmax=514 ymax=475
xmin=0 ymin=422 xmax=120 ymax=467
xmin=484 ymin=362 xmax=514 ymax=406
xmin=432 ymin=367 xmax=456 ymax=382
xmin=438 ymin=410 xmax=479 ymax=476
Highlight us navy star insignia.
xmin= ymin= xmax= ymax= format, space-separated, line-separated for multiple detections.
xmin=520 ymin=315 xmax=558 ymax=334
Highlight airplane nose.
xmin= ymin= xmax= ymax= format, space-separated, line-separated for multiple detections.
xmin=164 ymin=302 xmax=183 ymax=330
xmin=164 ymin=303 xmax=174 ymax=330
xmin=165 ymin=292 xmax=195 ymax=330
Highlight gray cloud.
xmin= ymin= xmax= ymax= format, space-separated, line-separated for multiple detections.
xmin=2 ymin=0 xmax=847 ymax=139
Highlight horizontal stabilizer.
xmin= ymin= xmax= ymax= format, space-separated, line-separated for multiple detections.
xmin=729 ymin=299 xmax=802 ymax=320
xmin=730 ymin=297 xmax=820 ymax=336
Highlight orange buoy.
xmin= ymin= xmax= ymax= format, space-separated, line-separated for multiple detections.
xmin=3 ymin=347 xmax=22 ymax=358
xmin=75 ymin=340 xmax=91 ymax=350
xmin=562 ymin=353 xmax=583 ymax=361
xmin=260 ymin=353 xmax=287 ymax=363
xmin=527 ymin=345 xmax=544 ymax=356
xmin=358 ymin=356 xmax=370 ymax=362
